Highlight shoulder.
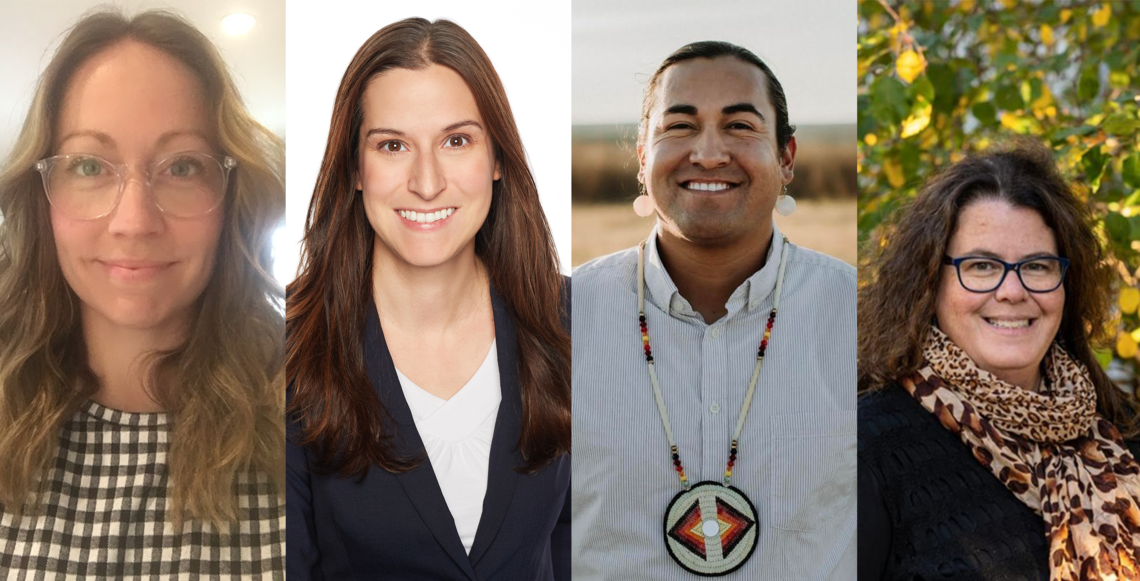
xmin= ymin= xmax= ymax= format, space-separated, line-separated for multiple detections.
xmin=857 ymin=386 xmax=931 ymax=453
xmin=785 ymin=243 xmax=856 ymax=289
xmin=570 ymin=246 xmax=638 ymax=301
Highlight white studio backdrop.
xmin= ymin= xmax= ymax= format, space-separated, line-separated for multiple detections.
xmin=283 ymin=0 xmax=573 ymax=283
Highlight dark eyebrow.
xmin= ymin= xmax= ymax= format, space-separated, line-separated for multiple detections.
xmin=663 ymin=104 xmax=698 ymax=116
xmin=957 ymin=249 xmax=1058 ymax=261
xmin=366 ymin=120 xmax=485 ymax=140
xmin=723 ymin=103 xmax=764 ymax=121
xmin=441 ymin=120 xmax=483 ymax=134
xmin=365 ymin=127 xmax=406 ymax=138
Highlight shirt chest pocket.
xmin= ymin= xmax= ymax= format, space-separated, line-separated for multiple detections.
xmin=768 ymin=410 xmax=856 ymax=532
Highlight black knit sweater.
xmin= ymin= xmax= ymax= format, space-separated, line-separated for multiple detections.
xmin=858 ymin=386 xmax=1140 ymax=581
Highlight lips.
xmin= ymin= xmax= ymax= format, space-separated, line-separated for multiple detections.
xmin=394 ymin=207 xmax=458 ymax=230
xmin=679 ymin=179 xmax=742 ymax=193
xmin=398 ymin=207 xmax=456 ymax=224
xmin=674 ymin=177 xmax=747 ymax=193
xmin=983 ymin=317 xmax=1035 ymax=330
xmin=98 ymin=259 xmax=175 ymax=283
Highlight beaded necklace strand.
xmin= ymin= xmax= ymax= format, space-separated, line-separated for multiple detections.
xmin=636 ymin=235 xmax=790 ymax=490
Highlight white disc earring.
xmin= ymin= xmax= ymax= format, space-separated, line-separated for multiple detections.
xmin=775 ymin=186 xmax=796 ymax=216
xmin=633 ymin=194 xmax=655 ymax=217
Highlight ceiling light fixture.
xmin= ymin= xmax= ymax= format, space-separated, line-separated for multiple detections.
xmin=221 ymin=13 xmax=255 ymax=36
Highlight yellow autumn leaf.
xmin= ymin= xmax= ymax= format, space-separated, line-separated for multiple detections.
xmin=896 ymin=50 xmax=926 ymax=84
xmin=1092 ymin=4 xmax=1111 ymax=28
xmin=960 ymin=0 xmax=975 ymax=11
xmin=864 ymin=133 xmax=879 ymax=146
xmin=1040 ymin=24 xmax=1055 ymax=46
xmin=901 ymin=99 xmax=933 ymax=138
xmin=1117 ymin=333 xmax=1138 ymax=359
xmin=883 ymin=159 xmax=906 ymax=188
xmin=1122 ymin=287 xmax=1140 ymax=314
xmin=1132 ymin=327 xmax=1140 ymax=343
xmin=1000 ymin=0 xmax=1016 ymax=9
xmin=1060 ymin=8 xmax=1072 ymax=23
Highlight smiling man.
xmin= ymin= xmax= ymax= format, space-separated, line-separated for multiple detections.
xmin=571 ymin=42 xmax=856 ymax=579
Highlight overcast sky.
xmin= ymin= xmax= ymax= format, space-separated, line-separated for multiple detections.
xmin=572 ymin=0 xmax=855 ymax=126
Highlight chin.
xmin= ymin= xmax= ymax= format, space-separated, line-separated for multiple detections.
xmin=384 ymin=233 xmax=470 ymax=268
xmin=967 ymin=344 xmax=1043 ymax=377
xmin=88 ymin=298 xmax=189 ymax=332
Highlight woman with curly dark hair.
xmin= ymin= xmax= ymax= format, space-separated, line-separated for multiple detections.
xmin=858 ymin=141 xmax=1140 ymax=580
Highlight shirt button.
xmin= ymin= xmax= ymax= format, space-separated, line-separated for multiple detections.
xmin=710 ymin=403 xmax=720 ymax=414
xmin=709 ymin=327 xmax=721 ymax=339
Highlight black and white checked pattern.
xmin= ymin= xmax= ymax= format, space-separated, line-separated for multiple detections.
xmin=0 ymin=401 xmax=284 ymax=580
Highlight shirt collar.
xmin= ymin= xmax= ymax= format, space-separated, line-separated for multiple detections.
xmin=643 ymin=221 xmax=786 ymax=323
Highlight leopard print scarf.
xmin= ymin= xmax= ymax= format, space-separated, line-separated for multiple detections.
xmin=901 ymin=326 xmax=1140 ymax=580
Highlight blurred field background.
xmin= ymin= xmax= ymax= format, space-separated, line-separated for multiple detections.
xmin=571 ymin=0 xmax=856 ymax=268
xmin=572 ymin=124 xmax=857 ymax=266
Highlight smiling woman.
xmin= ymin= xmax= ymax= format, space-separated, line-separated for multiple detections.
xmin=285 ymin=17 xmax=570 ymax=581
xmin=0 ymin=9 xmax=285 ymax=579
xmin=857 ymin=141 xmax=1140 ymax=579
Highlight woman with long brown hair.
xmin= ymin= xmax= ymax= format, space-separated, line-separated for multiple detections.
xmin=286 ymin=17 xmax=570 ymax=580
xmin=0 ymin=9 xmax=285 ymax=578
xmin=858 ymin=141 xmax=1140 ymax=579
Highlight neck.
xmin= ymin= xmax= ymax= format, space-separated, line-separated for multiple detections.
xmin=371 ymin=237 xmax=489 ymax=335
xmin=655 ymin=220 xmax=774 ymax=324
xmin=995 ymin=368 xmax=1043 ymax=393
xmin=84 ymin=310 xmax=188 ymax=413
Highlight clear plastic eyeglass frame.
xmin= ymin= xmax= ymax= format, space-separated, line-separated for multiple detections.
xmin=33 ymin=152 xmax=237 ymax=220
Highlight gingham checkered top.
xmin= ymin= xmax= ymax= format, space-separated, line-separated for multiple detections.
xmin=0 ymin=400 xmax=284 ymax=580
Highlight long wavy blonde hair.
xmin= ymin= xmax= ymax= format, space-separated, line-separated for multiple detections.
xmin=0 ymin=9 xmax=284 ymax=524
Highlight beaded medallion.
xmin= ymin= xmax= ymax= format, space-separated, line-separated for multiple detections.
xmin=637 ymin=235 xmax=790 ymax=577
xmin=664 ymin=481 xmax=759 ymax=576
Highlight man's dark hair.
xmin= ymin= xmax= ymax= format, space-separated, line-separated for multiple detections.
xmin=638 ymin=41 xmax=795 ymax=152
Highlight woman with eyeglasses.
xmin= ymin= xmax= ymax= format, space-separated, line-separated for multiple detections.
xmin=857 ymin=141 xmax=1140 ymax=579
xmin=0 ymin=9 xmax=284 ymax=578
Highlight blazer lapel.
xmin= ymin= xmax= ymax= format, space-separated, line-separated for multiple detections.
xmin=468 ymin=286 xmax=522 ymax=566
xmin=364 ymin=299 xmax=478 ymax=581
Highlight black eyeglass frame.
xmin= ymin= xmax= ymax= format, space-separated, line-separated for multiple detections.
xmin=942 ymin=255 xmax=1070 ymax=293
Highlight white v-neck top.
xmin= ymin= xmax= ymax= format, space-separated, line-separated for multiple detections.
xmin=394 ymin=340 xmax=500 ymax=555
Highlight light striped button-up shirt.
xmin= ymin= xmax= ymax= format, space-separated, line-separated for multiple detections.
xmin=571 ymin=223 xmax=856 ymax=580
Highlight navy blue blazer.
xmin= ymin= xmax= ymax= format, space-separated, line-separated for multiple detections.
xmin=286 ymin=286 xmax=571 ymax=580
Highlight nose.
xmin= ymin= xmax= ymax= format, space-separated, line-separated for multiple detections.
xmin=688 ymin=127 xmax=731 ymax=170
xmin=992 ymin=267 xmax=1029 ymax=302
xmin=409 ymin=150 xmax=445 ymax=200
xmin=107 ymin=176 xmax=165 ymax=236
